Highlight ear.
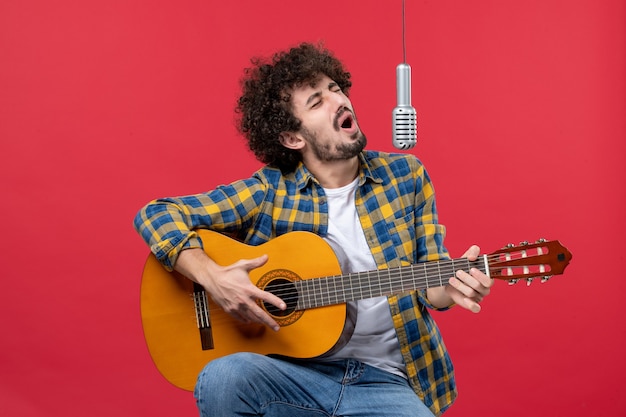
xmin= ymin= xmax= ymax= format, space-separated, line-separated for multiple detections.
xmin=279 ymin=131 xmax=305 ymax=150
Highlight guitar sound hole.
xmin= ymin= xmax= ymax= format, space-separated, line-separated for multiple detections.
xmin=262 ymin=278 xmax=298 ymax=317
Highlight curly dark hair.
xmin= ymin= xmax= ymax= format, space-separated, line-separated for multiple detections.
xmin=236 ymin=42 xmax=352 ymax=172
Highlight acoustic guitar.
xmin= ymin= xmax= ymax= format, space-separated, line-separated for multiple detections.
xmin=140 ymin=230 xmax=572 ymax=390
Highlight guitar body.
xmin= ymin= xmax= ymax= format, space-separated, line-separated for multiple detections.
xmin=140 ymin=230 xmax=347 ymax=391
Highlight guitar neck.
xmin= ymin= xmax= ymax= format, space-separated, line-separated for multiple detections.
xmin=295 ymin=256 xmax=488 ymax=310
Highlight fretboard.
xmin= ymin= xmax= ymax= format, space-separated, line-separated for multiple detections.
xmin=294 ymin=257 xmax=488 ymax=310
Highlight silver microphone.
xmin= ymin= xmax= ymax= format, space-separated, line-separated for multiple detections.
xmin=392 ymin=63 xmax=417 ymax=150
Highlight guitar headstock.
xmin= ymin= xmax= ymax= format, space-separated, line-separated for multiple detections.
xmin=487 ymin=239 xmax=572 ymax=285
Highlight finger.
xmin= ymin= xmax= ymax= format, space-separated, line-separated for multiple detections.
xmin=247 ymin=302 xmax=281 ymax=331
xmin=449 ymin=274 xmax=475 ymax=298
xmin=448 ymin=289 xmax=481 ymax=312
xmin=239 ymin=254 xmax=269 ymax=271
xmin=462 ymin=245 xmax=481 ymax=261
xmin=446 ymin=286 xmax=481 ymax=313
xmin=470 ymin=267 xmax=494 ymax=289
xmin=455 ymin=268 xmax=493 ymax=295
xmin=465 ymin=298 xmax=482 ymax=313
xmin=452 ymin=268 xmax=483 ymax=294
xmin=254 ymin=287 xmax=287 ymax=312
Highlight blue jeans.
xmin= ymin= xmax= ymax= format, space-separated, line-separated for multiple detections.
xmin=194 ymin=352 xmax=435 ymax=417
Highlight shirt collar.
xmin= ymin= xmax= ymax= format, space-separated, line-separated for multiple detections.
xmin=293 ymin=151 xmax=383 ymax=191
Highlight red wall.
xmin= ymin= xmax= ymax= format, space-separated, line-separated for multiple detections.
xmin=1 ymin=1 xmax=624 ymax=415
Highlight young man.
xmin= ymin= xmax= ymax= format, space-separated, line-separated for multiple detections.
xmin=134 ymin=42 xmax=493 ymax=417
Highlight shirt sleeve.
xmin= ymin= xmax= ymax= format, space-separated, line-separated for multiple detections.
xmin=411 ymin=160 xmax=453 ymax=311
xmin=133 ymin=178 xmax=266 ymax=270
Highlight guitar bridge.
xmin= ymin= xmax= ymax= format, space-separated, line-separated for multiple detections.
xmin=193 ymin=284 xmax=214 ymax=350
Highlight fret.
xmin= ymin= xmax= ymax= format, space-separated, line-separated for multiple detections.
xmin=370 ymin=270 xmax=379 ymax=299
xmin=461 ymin=259 xmax=467 ymax=274
xmin=305 ymin=278 xmax=314 ymax=309
xmin=304 ymin=279 xmax=315 ymax=308
xmin=325 ymin=275 xmax=333 ymax=306
xmin=303 ymin=278 xmax=313 ymax=309
xmin=381 ymin=269 xmax=389 ymax=295
xmin=366 ymin=270 xmax=373 ymax=296
xmin=313 ymin=278 xmax=322 ymax=306
xmin=336 ymin=274 xmax=346 ymax=303
xmin=400 ymin=265 xmax=408 ymax=293
xmin=393 ymin=267 xmax=402 ymax=294
xmin=436 ymin=261 xmax=443 ymax=288
xmin=416 ymin=264 xmax=424 ymax=290
xmin=350 ymin=272 xmax=360 ymax=301
xmin=358 ymin=272 xmax=366 ymax=300
xmin=450 ymin=259 xmax=461 ymax=284
xmin=290 ymin=257 xmax=488 ymax=310
xmin=346 ymin=273 xmax=361 ymax=301
xmin=329 ymin=274 xmax=338 ymax=305
xmin=335 ymin=274 xmax=344 ymax=304
xmin=371 ymin=270 xmax=377 ymax=296
xmin=370 ymin=270 xmax=380 ymax=299
xmin=357 ymin=271 xmax=368 ymax=299
xmin=317 ymin=276 xmax=324 ymax=307
xmin=295 ymin=279 xmax=308 ymax=310
xmin=395 ymin=267 xmax=406 ymax=294
xmin=416 ymin=264 xmax=423 ymax=292
xmin=386 ymin=269 xmax=393 ymax=296
xmin=442 ymin=259 xmax=450 ymax=287
xmin=377 ymin=269 xmax=386 ymax=295
xmin=339 ymin=274 xmax=348 ymax=303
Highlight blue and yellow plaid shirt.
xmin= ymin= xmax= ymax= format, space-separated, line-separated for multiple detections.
xmin=134 ymin=150 xmax=456 ymax=415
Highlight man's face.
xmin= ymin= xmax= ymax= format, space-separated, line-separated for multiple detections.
xmin=288 ymin=75 xmax=366 ymax=162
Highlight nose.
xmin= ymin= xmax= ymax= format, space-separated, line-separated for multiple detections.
xmin=329 ymin=90 xmax=349 ymax=110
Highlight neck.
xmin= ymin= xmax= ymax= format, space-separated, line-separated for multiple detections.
xmin=304 ymin=156 xmax=359 ymax=189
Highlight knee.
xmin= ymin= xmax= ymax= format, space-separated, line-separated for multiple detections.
xmin=195 ymin=352 xmax=270 ymax=397
xmin=194 ymin=353 xmax=266 ymax=415
xmin=196 ymin=352 xmax=256 ymax=390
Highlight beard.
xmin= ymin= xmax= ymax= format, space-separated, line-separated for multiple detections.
xmin=300 ymin=127 xmax=367 ymax=162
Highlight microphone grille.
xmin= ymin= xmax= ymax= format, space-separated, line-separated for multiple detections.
xmin=392 ymin=107 xmax=417 ymax=149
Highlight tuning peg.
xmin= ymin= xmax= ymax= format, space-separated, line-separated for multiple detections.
xmin=520 ymin=241 xmax=529 ymax=246
xmin=526 ymin=278 xmax=534 ymax=286
xmin=536 ymin=238 xmax=547 ymax=243
xmin=541 ymin=276 xmax=551 ymax=283
xmin=508 ymin=279 xmax=519 ymax=286
xmin=504 ymin=243 xmax=515 ymax=249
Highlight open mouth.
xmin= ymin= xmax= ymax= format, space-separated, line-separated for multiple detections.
xmin=336 ymin=109 xmax=356 ymax=132
xmin=341 ymin=116 xmax=353 ymax=129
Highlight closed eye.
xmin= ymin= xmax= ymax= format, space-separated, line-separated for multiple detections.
xmin=329 ymin=82 xmax=342 ymax=94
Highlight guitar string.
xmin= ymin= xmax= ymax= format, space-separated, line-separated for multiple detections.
xmin=245 ymin=250 xmax=545 ymax=301
xmin=198 ymin=252 xmax=548 ymax=314
xmin=196 ymin=263 xmax=470 ymax=327
xmin=194 ymin=250 xmax=551 ymax=324
xmin=283 ymin=262 xmax=476 ymax=308
xmin=208 ymin=250 xmax=546 ymax=304
xmin=200 ymin=268 xmax=490 ymax=327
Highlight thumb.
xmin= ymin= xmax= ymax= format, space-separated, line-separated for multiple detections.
xmin=240 ymin=254 xmax=269 ymax=271
xmin=462 ymin=245 xmax=480 ymax=261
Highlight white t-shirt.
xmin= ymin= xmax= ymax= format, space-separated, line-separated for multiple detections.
xmin=320 ymin=177 xmax=406 ymax=378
